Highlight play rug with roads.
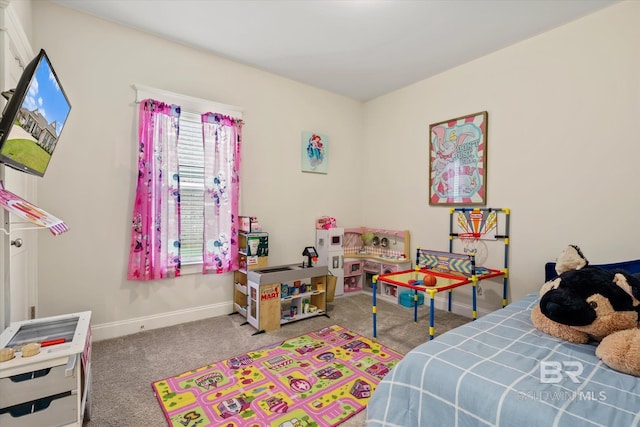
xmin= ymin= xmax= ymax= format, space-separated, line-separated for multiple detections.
xmin=151 ymin=324 xmax=402 ymax=427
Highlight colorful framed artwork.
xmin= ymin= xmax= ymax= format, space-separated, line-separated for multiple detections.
xmin=301 ymin=131 xmax=328 ymax=174
xmin=429 ymin=111 xmax=488 ymax=205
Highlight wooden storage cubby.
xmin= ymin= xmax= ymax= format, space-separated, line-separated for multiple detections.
xmin=245 ymin=265 xmax=329 ymax=334
xmin=234 ymin=230 xmax=269 ymax=319
xmin=233 ymin=270 xmax=249 ymax=317
xmin=280 ymin=275 xmax=327 ymax=325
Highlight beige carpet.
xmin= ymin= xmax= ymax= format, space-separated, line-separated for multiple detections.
xmin=86 ymin=292 xmax=470 ymax=426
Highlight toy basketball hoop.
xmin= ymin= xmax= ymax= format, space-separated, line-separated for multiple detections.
xmin=455 ymin=208 xmax=497 ymax=266
xmin=459 ymin=232 xmax=481 ymax=248
xmin=459 ymin=232 xmax=489 ymax=266
xmin=446 ymin=207 xmax=511 ymax=309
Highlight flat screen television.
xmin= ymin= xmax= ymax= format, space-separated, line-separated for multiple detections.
xmin=0 ymin=49 xmax=71 ymax=177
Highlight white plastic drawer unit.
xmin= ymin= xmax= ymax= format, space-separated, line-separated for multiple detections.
xmin=0 ymin=391 xmax=77 ymax=427
xmin=0 ymin=359 xmax=77 ymax=408
xmin=0 ymin=311 xmax=92 ymax=427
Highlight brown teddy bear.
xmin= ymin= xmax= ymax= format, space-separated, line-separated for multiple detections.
xmin=531 ymin=245 xmax=640 ymax=376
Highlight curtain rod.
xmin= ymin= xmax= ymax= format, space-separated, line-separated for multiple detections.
xmin=133 ymin=84 xmax=243 ymax=119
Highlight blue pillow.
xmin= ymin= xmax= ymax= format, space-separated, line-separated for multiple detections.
xmin=545 ymin=259 xmax=640 ymax=282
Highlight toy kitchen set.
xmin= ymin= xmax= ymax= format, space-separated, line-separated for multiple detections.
xmin=315 ymin=224 xmax=411 ymax=299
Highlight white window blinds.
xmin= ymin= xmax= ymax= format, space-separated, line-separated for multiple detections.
xmin=177 ymin=111 xmax=204 ymax=265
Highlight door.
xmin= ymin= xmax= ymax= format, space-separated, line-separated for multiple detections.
xmin=315 ymin=228 xmax=344 ymax=265
xmin=328 ymin=253 xmax=344 ymax=296
xmin=1 ymin=154 xmax=38 ymax=328
xmin=247 ymin=281 xmax=259 ymax=329
xmin=0 ymin=45 xmax=37 ymax=329
xmin=326 ymin=228 xmax=344 ymax=248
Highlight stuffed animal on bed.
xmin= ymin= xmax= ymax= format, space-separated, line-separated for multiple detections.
xmin=531 ymin=245 xmax=640 ymax=376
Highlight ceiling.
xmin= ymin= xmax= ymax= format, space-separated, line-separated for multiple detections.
xmin=52 ymin=0 xmax=618 ymax=101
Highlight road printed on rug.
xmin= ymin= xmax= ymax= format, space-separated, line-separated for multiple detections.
xmin=152 ymin=325 xmax=403 ymax=427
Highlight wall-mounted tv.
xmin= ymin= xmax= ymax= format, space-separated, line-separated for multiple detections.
xmin=0 ymin=49 xmax=71 ymax=177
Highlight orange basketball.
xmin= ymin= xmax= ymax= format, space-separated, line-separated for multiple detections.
xmin=423 ymin=274 xmax=437 ymax=287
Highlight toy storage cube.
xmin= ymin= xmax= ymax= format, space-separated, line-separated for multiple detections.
xmin=399 ymin=291 xmax=424 ymax=308
xmin=239 ymin=216 xmax=261 ymax=232
xmin=239 ymin=232 xmax=269 ymax=257
xmin=239 ymin=253 xmax=269 ymax=270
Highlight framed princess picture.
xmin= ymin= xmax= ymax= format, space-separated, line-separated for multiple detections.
xmin=301 ymin=131 xmax=328 ymax=174
xmin=429 ymin=111 xmax=488 ymax=205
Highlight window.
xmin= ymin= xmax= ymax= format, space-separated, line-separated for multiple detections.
xmin=130 ymin=84 xmax=243 ymax=277
xmin=177 ymin=111 xmax=205 ymax=265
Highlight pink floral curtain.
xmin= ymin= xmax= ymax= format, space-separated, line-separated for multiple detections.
xmin=128 ymin=99 xmax=181 ymax=280
xmin=202 ymin=113 xmax=242 ymax=274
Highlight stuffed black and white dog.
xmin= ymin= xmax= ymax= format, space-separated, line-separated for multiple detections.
xmin=531 ymin=245 xmax=640 ymax=376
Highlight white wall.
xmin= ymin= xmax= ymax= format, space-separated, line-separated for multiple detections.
xmin=28 ymin=1 xmax=640 ymax=337
xmin=7 ymin=0 xmax=31 ymax=42
xmin=363 ymin=0 xmax=640 ymax=307
xmin=31 ymin=1 xmax=364 ymax=339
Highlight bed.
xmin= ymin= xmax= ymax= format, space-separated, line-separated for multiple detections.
xmin=366 ymin=260 xmax=640 ymax=427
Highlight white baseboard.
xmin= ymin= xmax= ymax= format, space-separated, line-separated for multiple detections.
xmin=431 ymin=296 xmax=493 ymax=318
xmin=347 ymin=291 xmax=497 ymax=319
xmin=91 ymin=301 xmax=234 ymax=342
xmin=91 ymin=294 xmax=495 ymax=342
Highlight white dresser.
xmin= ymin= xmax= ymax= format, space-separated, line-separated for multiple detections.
xmin=0 ymin=311 xmax=92 ymax=427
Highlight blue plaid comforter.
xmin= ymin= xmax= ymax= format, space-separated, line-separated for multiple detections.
xmin=366 ymin=293 xmax=640 ymax=426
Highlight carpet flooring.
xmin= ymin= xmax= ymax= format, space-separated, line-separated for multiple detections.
xmin=86 ymin=292 xmax=470 ymax=426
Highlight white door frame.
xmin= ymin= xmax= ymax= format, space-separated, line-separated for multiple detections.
xmin=0 ymin=1 xmax=35 ymax=330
